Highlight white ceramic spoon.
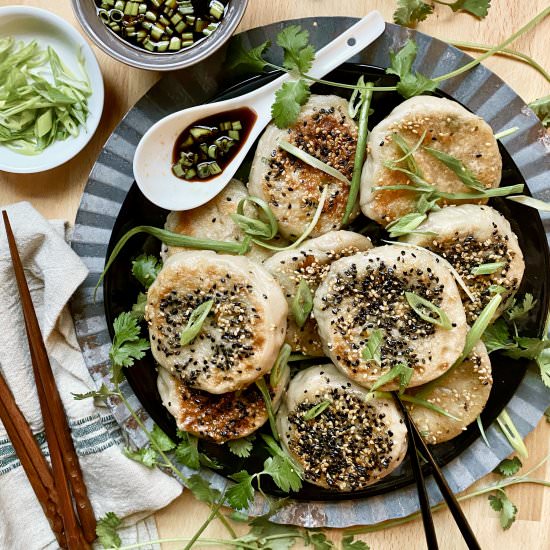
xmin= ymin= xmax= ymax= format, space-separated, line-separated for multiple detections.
xmin=133 ymin=11 xmax=385 ymax=211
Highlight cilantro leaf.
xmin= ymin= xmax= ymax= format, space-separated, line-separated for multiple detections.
xmin=537 ymin=349 xmax=550 ymax=388
xmin=248 ymin=516 xmax=302 ymax=550
xmin=226 ymin=37 xmax=271 ymax=73
xmin=123 ymin=446 xmax=157 ymax=468
xmin=488 ymin=490 xmax=517 ymax=530
xmin=394 ymin=0 xmax=433 ymax=26
xmin=175 ymin=431 xmax=200 ymax=469
xmin=506 ymin=293 xmax=537 ymax=322
xmin=529 ymin=95 xmax=550 ymax=128
xmin=227 ymin=470 xmax=255 ymax=510
xmin=305 ymin=531 xmax=335 ymax=549
xmin=444 ymin=0 xmax=491 ymax=18
xmin=503 ymin=337 xmax=550 ymax=360
xmin=186 ymin=474 xmax=221 ymax=504
xmin=494 ymin=456 xmax=522 ymax=477
xmin=342 ymin=535 xmax=370 ymax=550
xmin=131 ymin=291 xmax=147 ymax=321
xmin=109 ymin=312 xmax=149 ymax=384
xmin=228 ymin=436 xmax=255 ymax=458
xmin=271 ymin=79 xmax=310 ymax=128
xmin=131 ymin=254 xmax=161 ymax=289
xmin=150 ymin=424 xmax=176 ymax=452
xmin=72 ymin=383 xmax=114 ymax=401
xmin=263 ymin=455 xmax=303 ymax=493
xmin=96 ymin=512 xmax=122 ymax=549
xmin=482 ymin=318 xmax=516 ymax=354
xmin=276 ymin=25 xmax=315 ymax=74
xmin=386 ymin=40 xmax=437 ymax=99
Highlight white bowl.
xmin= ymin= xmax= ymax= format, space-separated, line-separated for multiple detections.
xmin=0 ymin=6 xmax=104 ymax=174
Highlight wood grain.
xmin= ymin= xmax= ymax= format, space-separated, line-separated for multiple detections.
xmin=0 ymin=1 xmax=548 ymax=548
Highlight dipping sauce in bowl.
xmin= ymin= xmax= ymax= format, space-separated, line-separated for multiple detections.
xmin=94 ymin=0 xmax=231 ymax=53
xmin=171 ymin=106 xmax=256 ymax=181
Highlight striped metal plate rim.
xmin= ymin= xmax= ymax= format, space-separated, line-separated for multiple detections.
xmin=70 ymin=18 xmax=550 ymax=528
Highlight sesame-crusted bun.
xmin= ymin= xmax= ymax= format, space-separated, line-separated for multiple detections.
xmin=277 ymin=363 xmax=408 ymax=491
xmin=401 ymin=204 xmax=525 ymax=324
xmin=163 ymin=178 xmax=287 ymax=264
xmin=157 ymin=361 xmax=289 ymax=443
xmin=406 ymin=340 xmax=492 ymax=445
xmin=313 ymin=245 xmax=468 ymax=390
xmin=264 ymin=231 xmax=373 ymax=356
xmin=145 ymin=250 xmax=287 ymax=394
xmin=248 ymin=95 xmax=361 ymax=240
xmin=360 ymin=96 xmax=502 ymax=226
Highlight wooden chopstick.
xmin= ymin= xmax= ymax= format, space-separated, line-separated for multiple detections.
xmin=396 ymin=394 xmax=482 ymax=550
xmin=3 ymin=211 xmax=96 ymax=546
xmin=396 ymin=395 xmax=439 ymax=549
xmin=0 ymin=369 xmax=67 ymax=548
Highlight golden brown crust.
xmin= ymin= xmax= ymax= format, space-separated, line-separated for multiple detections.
xmin=313 ymin=245 xmax=468 ymax=389
xmin=146 ymin=251 xmax=287 ymax=394
xmin=264 ymin=231 xmax=373 ymax=356
xmin=360 ymin=96 xmax=502 ymax=226
xmin=249 ymin=95 xmax=360 ymax=239
xmin=407 ymin=341 xmax=493 ymax=444
xmin=158 ymin=366 xmax=289 ymax=443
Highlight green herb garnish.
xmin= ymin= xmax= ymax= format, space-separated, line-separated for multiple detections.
xmin=271 ymin=79 xmax=310 ymax=129
xmin=227 ymin=436 xmax=255 ymax=458
xmin=95 ymin=225 xmax=250 ymax=298
xmin=343 ymin=79 xmax=374 ymax=225
xmin=495 ymin=456 xmax=523 ymax=477
xmin=507 ymin=194 xmax=550 ymax=212
xmin=279 ymin=139 xmax=350 ymax=185
xmin=423 ymin=146 xmax=485 ymax=191
xmin=370 ymin=362 xmax=413 ymax=394
xmin=303 ymin=400 xmax=332 ymax=421
xmin=362 ymin=329 xmax=383 ymax=365
xmin=0 ymin=38 xmax=91 ymax=155
xmin=231 ymin=196 xmax=279 ymax=239
xmin=497 ymin=408 xmax=528 ymax=459
xmin=131 ymin=254 xmax=162 ymax=289
xmin=405 ymin=291 xmax=452 ymax=330
xmin=488 ymin=489 xmax=518 ymax=530
xmin=528 ymin=94 xmax=550 ymax=127
xmin=255 ymin=377 xmax=279 ymax=440
xmin=271 ymin=345 xmax=291 ymax=389
xmin=291 ymin=279 xmax=314 ymax=328
xmin=180 ymin=300 xmax=214 ymax=346
xmin=471 ymin=262 xmax=506 ymax=276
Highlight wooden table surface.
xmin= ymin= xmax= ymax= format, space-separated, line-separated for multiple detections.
xmin=1 ymin=1 xmax=549 ymax=548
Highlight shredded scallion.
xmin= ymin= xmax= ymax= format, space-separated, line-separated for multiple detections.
xmin=302 ymin=400 xmax=332 ymax=420
xmin=497 ymin=408 xmax=528 ymax=458
xmin=291 ymin=279 xmax=313 ymax=328
xmin=95 ymin=225 xmax=250 ymax=299
xmin=180 ymin=300 xmax=213 ymax=346
xmin=278 ymin=139 xmax=350 ymax=185
xmin=230 ymin=196 xmax=278 ymax=239
xmin=0 ymin=38 xmax=91 ymax=155
xmin=405 ymin=291 xmax=452 ymax=330
xmin=471 ymin=262 xmax=506 ymax=276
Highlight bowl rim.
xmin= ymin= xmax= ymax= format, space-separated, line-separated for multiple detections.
xmin=71 ymin=0 xmax=249 ymax=71
xmin=0 ymin=5 xmax=104 ymax=174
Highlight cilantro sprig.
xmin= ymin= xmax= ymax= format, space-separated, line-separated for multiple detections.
xmin=394 ymin=0 xmax=491 ymax=27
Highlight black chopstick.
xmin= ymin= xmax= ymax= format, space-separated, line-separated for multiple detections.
xmin=396 ymin=395 xmax=438 ymax=550
xmin=395 ymin=394 xmax=482 ymax=550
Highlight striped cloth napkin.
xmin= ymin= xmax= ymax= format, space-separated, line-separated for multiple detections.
xmin=0 ymin=202 xmax=181 ymax=550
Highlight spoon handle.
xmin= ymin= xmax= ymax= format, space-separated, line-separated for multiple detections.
xmin=250 ymin=11 xmax=385 ymax=121
xmin=307 ymin=11 xmax=385 ymax=80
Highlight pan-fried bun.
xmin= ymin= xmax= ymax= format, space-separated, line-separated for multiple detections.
xmin=360 ymin=96 xmax=501 ymax=226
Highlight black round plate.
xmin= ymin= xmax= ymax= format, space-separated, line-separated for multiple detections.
xmin=103 ymin=64 xmax=550 ymax=501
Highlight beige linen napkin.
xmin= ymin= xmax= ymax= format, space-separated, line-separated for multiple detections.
xmin=0 ymin=202 xmax=182 ymax=550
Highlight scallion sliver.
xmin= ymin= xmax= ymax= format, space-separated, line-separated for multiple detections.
xmin=180 ymin=300 xmax=214 ymax=346
xmin=94 ymin=226 xmax=251 ymax=299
